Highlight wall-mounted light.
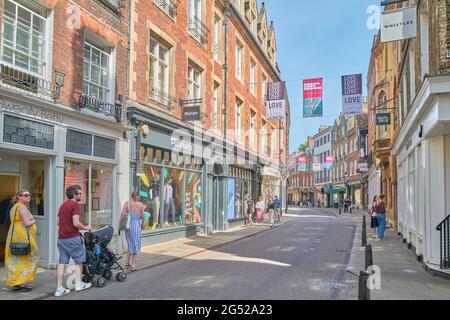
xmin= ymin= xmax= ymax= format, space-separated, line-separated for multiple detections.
xmin=139 ymin=124 xmax=149 ymax=136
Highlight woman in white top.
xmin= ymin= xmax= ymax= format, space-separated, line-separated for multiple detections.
xmin=255 ymin=196 xmax=265 ymax=224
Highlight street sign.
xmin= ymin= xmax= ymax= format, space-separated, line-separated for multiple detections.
xmin=182 ymin=106 xmax=201 ymax=121
xmin=376 ymin=113 xmax=391 ymax=125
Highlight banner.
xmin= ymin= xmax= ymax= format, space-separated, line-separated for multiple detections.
xmin=303 ymin=78 xmax=323 ymax=118
xmin=266 ymin=81 xmax=286 ymax=120
xmin=381 ymin=6 xmax=417 ymax=43
xmin=325 ymin=156 xmax=335 ymax=171
xmin=342 ymin=74 xmax=363 ymax=115
xmin=312 ymin=156 xmax=321 ymax=172
xmin=298 ymin=156 xmax=307 ymax=172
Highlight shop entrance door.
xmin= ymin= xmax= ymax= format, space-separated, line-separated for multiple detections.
xmin=0 ymin=174 xmax=20 ymax=263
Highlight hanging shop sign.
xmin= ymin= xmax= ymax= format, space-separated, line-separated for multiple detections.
xmin=266 ymin=81 xmax=286 ymax=120
xmin=376 ymin=113 xmax=391 ymax=125
xmin=342 ymin=74 xmax=363 ymax=115
xmin=358 ymin=162 xmax=369 ymax=172
xmin=303 ymin=78 xmax=323 ymax=118
xmin=298 ymin=156 xmax=307 ymax=172
xmin=182 ymin=105 xmax=201 ymax=121
xmin=381 ymin=6 xmax=417 ymax=43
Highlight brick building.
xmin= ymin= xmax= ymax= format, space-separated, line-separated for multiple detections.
xmin=126 ymin=0 xmax=289 ymax=243
xmin=0 ymin=0 xmax=130 ymax=268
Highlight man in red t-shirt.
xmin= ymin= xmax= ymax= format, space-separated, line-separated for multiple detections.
xmin=54 ymin=185 xmax=92 ymax=297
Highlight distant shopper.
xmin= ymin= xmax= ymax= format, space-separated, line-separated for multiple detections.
xmin=55 ymin=185 xmax=92 ymax=297
xmin=375 ymin=194 xmax=387 ymax=240
xmin=5 ymin=190 xmax=40 ymax=292
xmin=245 ymin=195 xmax=255 ymax=226
xmin=119 ymin=192 xmax=145 ymax=272
xmin=369 ymin=196 xmax=378 ymax=237
xmin=267 ymin=196 xmax=276 ymax=227
xmin=274 ymin=195 xmax=281 ymax=220
xmin=256 ymin=196 xmax=265 ymax=224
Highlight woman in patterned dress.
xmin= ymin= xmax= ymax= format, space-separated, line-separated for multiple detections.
xmin=5 ymin=190 xmax=40 ymax=291
xmin=119 ymin=192 xmax=144 ymax=271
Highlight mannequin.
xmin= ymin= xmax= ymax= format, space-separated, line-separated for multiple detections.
xmin=150 ymin=173 xmax=160 ymax=230
xmin=163 ymin=177 xmax=176 ymax=227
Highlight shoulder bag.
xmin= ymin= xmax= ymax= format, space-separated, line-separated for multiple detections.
xmin=118 ymin=201 xmax=131 ymax=232
xmin=9 ymin=206 xmax=31 ymax=256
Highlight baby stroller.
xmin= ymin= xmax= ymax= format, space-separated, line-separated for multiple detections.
xmin=81 ymin=226 xmax=127 ymax=287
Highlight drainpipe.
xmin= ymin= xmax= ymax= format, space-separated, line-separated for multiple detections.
xmin=223 ymin=6 xmax=230 ymax=160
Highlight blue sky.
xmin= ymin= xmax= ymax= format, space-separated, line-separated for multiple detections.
xmin=259 ymin=0 xmax=379 ymax=153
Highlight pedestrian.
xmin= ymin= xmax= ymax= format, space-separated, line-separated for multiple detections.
xmin=375 ymin=194 xmax=387 ymax=240
xmin=266 ymin=196 xmax=276 ymax=227
xmin=119 ymin=192 xmax=145 ymax=271
xmin=255 ymin=196 xmax=265 ymax=224
xmin=274 ymin=195 xmax=281 ymax=221
xmin=55 ymin=185 xmax=92 ymax=297
xmin=369 ymin=195 xmax=378 ymax=237
xmin=5 ymin=190 xmax=40 ymax=292
xmin=245 ymin=195 xmax=255 ymax=226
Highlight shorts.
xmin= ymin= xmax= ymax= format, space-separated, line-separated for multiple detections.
xmin=57 ymin=236 xmax=86 ymax=264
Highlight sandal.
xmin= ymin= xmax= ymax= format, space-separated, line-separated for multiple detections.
xmin=130 ymin=267 xmax=137 ymax=272
xmin=124 ymin=263 xmax=131 ymax=268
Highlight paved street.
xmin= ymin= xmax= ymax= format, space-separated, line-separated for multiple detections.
xmin=48 ymin=208 xmax=360 ymax=300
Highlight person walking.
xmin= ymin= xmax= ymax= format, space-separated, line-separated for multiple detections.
xmin=55 ymin=185 xmax=92 ymax=297
xmin=369 ymin=195 xmax=378 ymax=237
xmin=274 ymin=195 xmax=281 ymax=221
xmin=267 ymin=196 xmax=276 ymax=227
xmin=119 ymin=192 xmax=145 ymax=272
xmin=245 ymin=195 xmax=255 ymax=226
xmin=375 ymin=194 xmax=387 ymax=240
xmin=255 ymin=196 xmax=265 ymax=224
xmin=5 ymin=190 xmax=40 ymax=292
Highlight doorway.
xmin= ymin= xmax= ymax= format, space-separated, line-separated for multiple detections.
xmin=0 ymin=174 xmax=19 ymax=263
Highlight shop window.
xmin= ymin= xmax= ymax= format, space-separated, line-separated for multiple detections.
xmin=66 ymin=130 xmax=92 ymax=155
xmin=93 ymin=135 xmax=115 ymax=159
xmin=63 ymin=160 xmax=113 ymax=227
xmin=29 ymin=160 xmax=45 ymax=216
xmin=3 ymin=115 xmax=54 ymax=149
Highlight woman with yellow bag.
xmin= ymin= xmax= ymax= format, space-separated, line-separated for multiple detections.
xmin=5 ymin=190 xmax=40 ymax=292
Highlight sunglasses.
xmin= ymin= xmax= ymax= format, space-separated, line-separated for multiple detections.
xmin=21 ymin=194 xmax=31 ymax=198
xmin=75 ymin=192 xmax=82 ymax=196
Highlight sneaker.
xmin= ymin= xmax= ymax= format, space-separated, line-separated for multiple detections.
xmin=54 ymin=287 xmax=70 ymax=297
xmin=75 ymin=282 xmax=92 ymax=292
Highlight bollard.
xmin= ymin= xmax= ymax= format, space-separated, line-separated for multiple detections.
xmin=339 ymin=207 xmax=342 ymax=215
xmin=362 ymin=215 xmax=367 ymax=247
xmin=350 ymin=207 xmax=353 ymax=214
xmin=365 ymin=244 xmax=373 ymax=271
xmin=358 ymin=271 xmax=371 ymax=300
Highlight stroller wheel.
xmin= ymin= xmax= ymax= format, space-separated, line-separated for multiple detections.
xmin=96 ymin=277 xmax=106 ymax=288
xmin=116 ymin=272 xmax=127 ymax=282
xmin=103 ymin=270 xmax=113 ymax=280
xmin=83 ymin=275 xmax=93 ymax=283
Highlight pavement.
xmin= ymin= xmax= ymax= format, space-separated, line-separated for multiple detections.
xmin=316 ymin=206 xmax=450 ymax=300
xmin=0 ymin=211 xmax=295 ymax=300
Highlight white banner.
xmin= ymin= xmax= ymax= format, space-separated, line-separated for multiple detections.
xmin=266 ymin=100 xmax=286 ymax=120
xmin=381 ymin=6 xmax=416 ymax=43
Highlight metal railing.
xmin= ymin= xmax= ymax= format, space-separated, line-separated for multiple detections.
xmin=154 ymin=0 xmax=177 ymax=18
xmin=436 ymin=215 xmax=450 ymax=269
xmin=98 ymin=0 xmax=123 ymax=12
xmin=149 ymin=87 xmax=177 ymax=110
xmin=78 ymin=94 xmax=122 ymax=122
xmin=188 ymin=16 xmax=209 ymax=45
xmin=0 ymin=63 xmax=53 ymax=98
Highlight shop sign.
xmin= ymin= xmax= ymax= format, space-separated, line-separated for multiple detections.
xmin=182 ymin=106 xmax=201 ymax=121
xmin=376 ymin=113 xmax=391 ymax=125
xmin=381 ymin=6 xmax=417 ymax=43
xmin=170 ymin=137 xmax=192 ymax=153
xmin=358 ymin=162 xmax=368 ymax=172
xmin=0 ymin=98 xmax=64 ymax=124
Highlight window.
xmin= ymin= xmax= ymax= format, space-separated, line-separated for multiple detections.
xmin=250 ymin=62 xmax=255 ymax=95
xmin=235 ymin=100 xmax=242 ymax=142
xmin=213 ymin=17 xmax=220 ymax=61
xmin=83 ymin=42 xmax=111 ymax=102
xmin=236 ymin=41 xmax=242 ymax=80
xmin=3 ymin=114 xmax=54 ymax=149
xmin=261 ymin=120 xmax=267 ymax=155
xmin=250 ymin=110 xmax=256 ymax=148
xmin=213 ymin=84 xmax=219 ymax=130
xmin=261 ymin=74 xmax=267 ymax=102
xmin=188 ymin=0 xmax=207 ymax=45
xmin=188 ymin=64 xmax=201 ymax=100
xmin=1 ymin=0 xmax=47 ymax=76
xmin=149 ymin=39 xmax=169 ymax=104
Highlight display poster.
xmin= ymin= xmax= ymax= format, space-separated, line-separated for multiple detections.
xmin=227 ymin=179 xmax=236 ymax=220
xmin=64 ymin=167 xmax=87 ymax=204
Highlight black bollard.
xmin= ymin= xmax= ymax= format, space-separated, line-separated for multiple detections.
xmin=339 ymin=207 xmax=342 ymax=215
xmin=365 ymin=244 xmax=373 ymax=271
xmin=358 ymin=271 xmax=371 ymax=300
xmin=362 ymin=215 xmax=367 ymax=247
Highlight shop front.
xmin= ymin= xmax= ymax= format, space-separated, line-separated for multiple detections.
xmin=0 ymin=95 xmax=128 ymax=268
xmin=227 ymin=165 xmax=256 ymax=223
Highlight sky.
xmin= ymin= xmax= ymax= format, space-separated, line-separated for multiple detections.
xmin=259 ymin=0 xmax=379 ymax=153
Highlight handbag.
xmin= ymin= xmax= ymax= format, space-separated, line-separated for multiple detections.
xmin=118 ymin=201 xmax=131 ymax=232
xmin=9 ymin=206 xmax=31 ymax=256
